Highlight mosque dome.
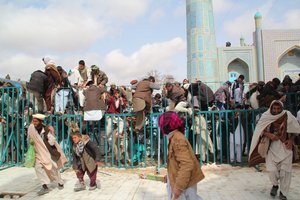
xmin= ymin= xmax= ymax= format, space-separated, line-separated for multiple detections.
xmin=254 ymin=11 xmax=262 ymax=19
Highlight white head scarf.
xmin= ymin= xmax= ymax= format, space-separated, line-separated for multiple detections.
xmin=249 ymin=100 xmax=300 ymax=158
xmin=42 ymin=57 xmax=56 ymax=66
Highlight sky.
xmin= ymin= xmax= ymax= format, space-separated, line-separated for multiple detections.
xmin=0 ymin=0 xmax=300 ymax=85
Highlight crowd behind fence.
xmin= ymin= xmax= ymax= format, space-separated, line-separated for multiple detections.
xmin=0 ymin=84 xmax=299 ymax=169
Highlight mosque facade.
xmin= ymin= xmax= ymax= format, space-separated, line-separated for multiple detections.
xmin=186 ymin=0 xmax=300 ymax=86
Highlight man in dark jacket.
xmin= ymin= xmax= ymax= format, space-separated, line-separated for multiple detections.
xmin=188 ymin=81 xmax=214 ymax=111
xmin=257 ymin=78 xmax=285 ymax=108
xmin=72 ymin=131 xmax=101 ymax=191
xmin=230 ymin=74 xmax=245 ymax=107
xmin=26 ymin=70 xmax=49 ymax=113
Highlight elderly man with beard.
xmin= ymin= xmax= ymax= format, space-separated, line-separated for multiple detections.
xmin=249 ymin=100 xmax=300 ymax=200
xmin=28 ymin=114 xmax=67 ymax=195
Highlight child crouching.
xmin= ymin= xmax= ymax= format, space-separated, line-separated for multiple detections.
xmin=71 ymin=131 xmax=101 ymax=191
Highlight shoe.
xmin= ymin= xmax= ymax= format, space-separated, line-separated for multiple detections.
xmin=58 ymin=183 xmax=64 ymax=190
xmin=279 ymin=192 xmax=287 ymax=200
xmin=89 ymin=185 xmax=97 ymax=191
xmin=74 ymin=183 xmax=86 ymax=192
xmin=132 ymin=161 xmax=139 ymax=166
xmin=37 ymin=187 xmax=50 ymax=196
xmin=270 ymin=185 xmax=279 ymax=197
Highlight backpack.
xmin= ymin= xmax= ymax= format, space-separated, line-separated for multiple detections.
xmin=27 ymin=70 xmax=49 ymax=95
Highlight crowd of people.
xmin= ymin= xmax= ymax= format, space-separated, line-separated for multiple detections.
xmin=1 ymin=58 xmax=300 ymax=199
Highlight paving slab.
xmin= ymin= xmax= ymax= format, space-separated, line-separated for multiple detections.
xmin=0 ymin=164 xmax=299 ymax=200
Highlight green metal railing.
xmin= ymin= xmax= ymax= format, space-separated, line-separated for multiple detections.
xmin=0 ymin=86 xmax=299 ymax=169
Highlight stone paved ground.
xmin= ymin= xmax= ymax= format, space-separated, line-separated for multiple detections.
xmin=0 ymin=164 xmax=300 ymax=200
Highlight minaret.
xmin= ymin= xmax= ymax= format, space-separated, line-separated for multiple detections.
xmin=254 ymin=11 xmax=264 ymax=81
xmin=186 ymin=0 xmax=218 ymax=83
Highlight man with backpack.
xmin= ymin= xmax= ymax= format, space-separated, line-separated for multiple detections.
xmin=26 ymin=70 xmax=49 ymax=113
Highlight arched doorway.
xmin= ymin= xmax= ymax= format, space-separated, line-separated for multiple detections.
xmin=227 ymin=58 xmax=249 ymax=82
xmin=278 ymin=46 xmax=300 ymax=82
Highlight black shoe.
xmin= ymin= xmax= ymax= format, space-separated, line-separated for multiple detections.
xmin=279 ymin=192 xmax=287 ymax=200
xmin=58 ymin=183 xmax=64 ymax=190
xmin=270 ymin=185 xmax=279 ymax=197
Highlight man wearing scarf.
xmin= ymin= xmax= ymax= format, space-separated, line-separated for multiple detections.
xmin=158 ymin=111 xmax=204 ymax=200
xmin=71 ymin=131 xmax=101 ymax=191
xmin=28 ymin=114 xmax=67 ymax=195
xmin=42 ymin=57 xmax=62 ymax=114
xmin=249 ymin=100 xmax=300 ymax=200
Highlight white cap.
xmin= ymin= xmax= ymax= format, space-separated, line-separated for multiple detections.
xmin=32 ymin=113 xmax=46 ymax=121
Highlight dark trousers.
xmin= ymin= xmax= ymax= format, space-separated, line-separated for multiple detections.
xmin=44 ymin=86 xmax=55 ymax=111
xmin=76 ymin=166 xmax=98 ymax=187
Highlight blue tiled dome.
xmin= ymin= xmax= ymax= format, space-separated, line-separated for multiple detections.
xmin=254 ymin=11 xmax=262 ymax=18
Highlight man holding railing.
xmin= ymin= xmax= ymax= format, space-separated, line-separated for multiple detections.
xmin=164 ymin=82 xmax=192 ymax=116
xmin=132 ymin=76 xmax=160 ymax=133
xmin=131 ymin=76 xmax=160 ymax=165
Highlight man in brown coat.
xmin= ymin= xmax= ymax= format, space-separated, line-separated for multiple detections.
xmin=132 ymin=76 xmax=160 ymax=132
xmin=159 ymin=111 xmax=204 ymax=200
xmin=83 ymin=81 xmax=106 ymax=121
xmin=42 ymin=57 xmax=62 ymax=114
xmin=131 ymin=76 xmax=160 ymax=165
xmin=165 ymin=82 xmax=192 ymax=115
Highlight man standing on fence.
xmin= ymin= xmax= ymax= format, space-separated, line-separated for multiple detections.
xmin=28 ymin=114 xmax=67 ymax=195
xmin=131 ymin=76 xmax=160 ymax=165
xmin=164 ymin=82 xmax=192 ymax=116
xmin=132 ymin=76 xmax=160 ymax=132
xmin=42 ymin=57 xmax=62 ymax=114
xmin=249 ymin=100 xmax=300 ymax=200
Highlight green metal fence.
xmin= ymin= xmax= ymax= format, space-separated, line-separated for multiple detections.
xmin=0 ymin=86 xmax=299 ymax=169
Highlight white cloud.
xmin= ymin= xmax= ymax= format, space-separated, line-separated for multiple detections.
xmin=95 ymin=0 xmax=150 ymax=23
xmin=265 ymin=9 xmax=300 ymax=29
xmin=222 ymin=0 xmax=300 ymax=46
xmin=0 ymin=54 xmax=44 ymax=80
xmin=0 ymin=0 xmax=150 ymax=54
xmin=0 ymin=4 xmax=107 ymax=53
xmin=0 ymin=38 xmax=186 ymax=85
xmin=150 ymin=8 xmax=165 ymax=22
xmin=222 ymin=0 xmax=274 ymax=45
xmin=173 ymin=3 xmax=186 ymax=17
xmin=104 ymin=37 xmax=186 ymax=85
xmin=283 ymin=10 xmax=300 ymax=28
xmin=213 ymin=0 xmax=235 ymax=14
